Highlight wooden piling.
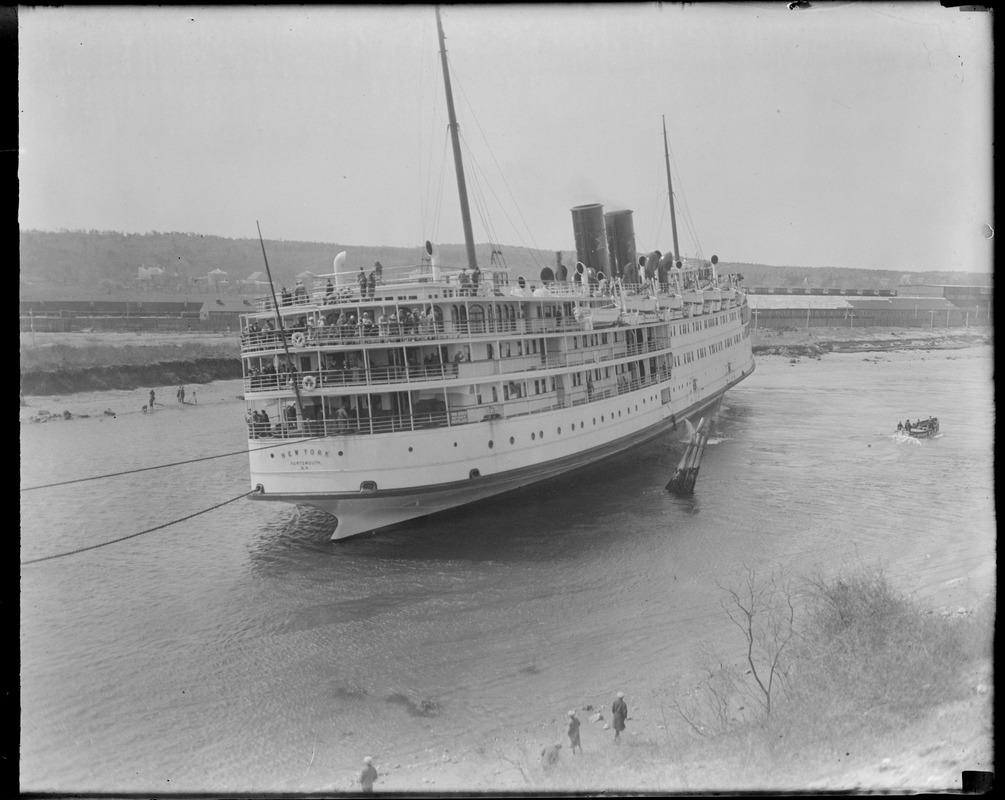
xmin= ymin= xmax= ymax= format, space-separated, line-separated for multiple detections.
xmin=666 ymin=417 xmax=711 ymax=495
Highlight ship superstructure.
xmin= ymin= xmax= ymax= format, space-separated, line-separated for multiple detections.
xmin=240 ymin=7 xmax=754 ymax=539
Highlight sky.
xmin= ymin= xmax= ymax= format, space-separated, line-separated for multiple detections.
xmin=18 ymin=3 xmax=993 ymax=272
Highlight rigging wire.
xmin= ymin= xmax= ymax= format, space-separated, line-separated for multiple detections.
xmin=460 ymin=133 xmax=544 ymax=273
xmin=20 ymin=434 xmax=329 ymax=493
xmin=663 ymin=135 xmax=705 ymax=258
xmin=20 ymin=488 xmax=261 ymax=566
xmin=448 ymin=65 xmax=545 ymax=265
xmin=419 ymin=13 xmax=442 ymax=243
xmin=430 ymin=129 xmax=451 ymax=244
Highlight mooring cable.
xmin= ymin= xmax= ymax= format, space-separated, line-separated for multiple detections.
xmin=20 ymin=487 xmax=262 ymax=567
xmin=20 ymin=434 xmax=329 ymax=493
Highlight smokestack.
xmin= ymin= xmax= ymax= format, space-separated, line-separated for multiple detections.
xmin=571 ymin=204 xmax=611 ymax=278
xmin=604 ymin=210 xmax=637 ymax=281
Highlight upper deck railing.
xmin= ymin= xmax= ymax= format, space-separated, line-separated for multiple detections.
xmin=242 ymin=335 xmax=672 ymax=395
xmin=247 ymin=275 xmax=744 ymax=317
xmin=240 ymin=290 xmax=744 ymax=356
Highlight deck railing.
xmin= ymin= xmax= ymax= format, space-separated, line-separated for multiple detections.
xmin=242 ymin=335 xmax=673 ymax=395
xmin=246 ymin=373 xmax=670 ymax=440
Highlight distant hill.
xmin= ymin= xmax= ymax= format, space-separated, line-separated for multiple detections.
xmin=718 ymin=262 xmax=991 ymax=291
xmin=18 ymin=230 xmax=990 ymax=300
xmin=18 ymin=230 xmax=563 ymax=300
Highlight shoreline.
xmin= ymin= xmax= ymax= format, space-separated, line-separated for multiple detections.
xmin=20 ymin=327 xmax=992 ymax=399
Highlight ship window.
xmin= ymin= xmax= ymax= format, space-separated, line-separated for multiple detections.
xmin=360 ymin=481 xmax=377 ymax=492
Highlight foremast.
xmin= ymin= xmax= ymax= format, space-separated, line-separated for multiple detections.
xmin=435 ymin=6 xmax=478 ymax=272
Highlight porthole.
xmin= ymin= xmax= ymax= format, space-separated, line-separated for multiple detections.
xmin=539 ymin=431 xmax=544 ymax=439
xmin=558 ymin=427 xmax=562 ymax=434
xmin=270 ymin=453 xmax=275 ymax=459
xmin=408 ymin=446 xmax=413 ymax=452
xmin=454 ymin=442 xmax=458 ymax=447
xmin=509 ymin=436 xmax=515 ymax=444
xmin=531 ymin=433 xmax=536 ymax=441
xmin=488 ymin=440 xmax=494 ymax=449
xmin=635 ymin=405 xmax=639 ymax=411
xmin=601 ymin=415 xmax=605 ymax=422
xmin=593 ymin=418 xmax=596 ymax=425
xmin=338 ymin=451 xmax=343 ymax=456
xmin=619 ymin=410 xmax=622 ymax=417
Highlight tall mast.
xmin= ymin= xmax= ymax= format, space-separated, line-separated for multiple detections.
xmin=662 ymin=115 xmax=681 ymax=265
xmin=435 ymin=6 xmax=478 ymax=270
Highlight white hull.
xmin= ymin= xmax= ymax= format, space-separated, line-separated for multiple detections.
xmin=248 ymin=358 xmax=752 ymax=539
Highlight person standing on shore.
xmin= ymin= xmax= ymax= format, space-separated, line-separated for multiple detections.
xmin=612 ymin=692 xmax=628 ymax=743
xmin=566 ymin=710 xmax=582 ymax=753
xmin=177 ymin=385 xmax=185 ymax=404
xmin=357 ymin=756 xmax=378 ymax=793
xmin=149 ymin=389 xmax=156 ymax=410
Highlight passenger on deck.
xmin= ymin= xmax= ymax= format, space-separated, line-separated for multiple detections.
xmin=357 ymin=266 xmax=367 ymax=297
xmin=378 ymin=311 xmax=390 ymax=337
xmin=281 ymin=286 xmax=292 ymax=306
xmin=367 ymin=271 xmax=376 ymax=299
xmin=293 ymin=280 xmax=307 ymax=304
xmin=325 ymin=278 xmax=334 ymax=299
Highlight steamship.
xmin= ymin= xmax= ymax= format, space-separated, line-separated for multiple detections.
xmin=240 ymin=9 xmax=755 ymax=539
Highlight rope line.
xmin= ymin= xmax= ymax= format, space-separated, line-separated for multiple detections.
xmin=21 ymin=434 xmax=329 ymax=493
xmin=20 ymin=488 xmax=261 ymax=566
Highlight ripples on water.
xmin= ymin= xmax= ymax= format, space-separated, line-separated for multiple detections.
xmin=20 ymin=348 xmax=995 ymax=792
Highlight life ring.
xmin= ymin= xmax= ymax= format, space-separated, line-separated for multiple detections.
xmin=291 ymin=331 xmax=306 ymax=347
xmin=302 ymin=375 xmax=317 ymax=391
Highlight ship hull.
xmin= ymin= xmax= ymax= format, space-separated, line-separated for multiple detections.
xmin=249 ymin=367 xmax=750 ymax=539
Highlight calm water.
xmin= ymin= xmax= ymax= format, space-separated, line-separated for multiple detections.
xmin=20 ymin=346 xmax=995 ymax=793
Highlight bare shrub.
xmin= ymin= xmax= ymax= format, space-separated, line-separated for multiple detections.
xmin=793 ymin=565 xmax=979 ymax=716
xmin=664 ymin=659 xmax=745 ymax=738
xmin=717 ymin=566 xmax=796 ymax=716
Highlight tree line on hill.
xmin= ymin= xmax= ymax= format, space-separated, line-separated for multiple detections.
xmin=19 ymin=229 xmax=990 ymax=299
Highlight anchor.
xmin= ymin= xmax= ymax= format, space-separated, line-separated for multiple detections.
xmin=665 ymin=417 xmax=710 ymax=496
